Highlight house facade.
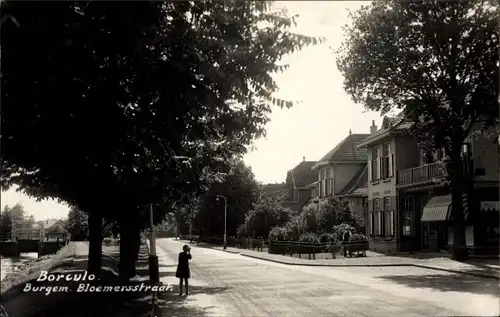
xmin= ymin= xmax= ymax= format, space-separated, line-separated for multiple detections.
xmin=283 ymin=158 xmax=318 ymax=211
xmin=358 ymin=115 xmax=499 ymax=255
xmin=310 ymin=130 xmax=370 ymax=218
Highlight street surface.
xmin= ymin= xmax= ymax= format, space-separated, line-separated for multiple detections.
xmin=156 ymin=238 xmax=499 ymax=317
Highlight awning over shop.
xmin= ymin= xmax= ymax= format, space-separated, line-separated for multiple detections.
xmin=481 ymin=201 xmax=500 ymax=212
xmin=421 ymin=195 xmax=451 ymax=222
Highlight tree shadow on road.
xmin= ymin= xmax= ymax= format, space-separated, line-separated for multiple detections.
xmin=376 ymin=273 xmax=500 ymax=296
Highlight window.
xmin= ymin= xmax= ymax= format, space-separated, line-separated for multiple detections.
xmin=320 ymin=170 xmax=327 ymax=197
xmin=381 ymin=143 xmax=393 ymax=179
xmin=402 ymin=197 xmax=414 ymax=236
xmin=370 ymin=147 xmax=380 ymax=181
xmin=374 ymin=198 xmax=382 ymax=236
xmin=384 ymin=197 xmax=394 ymax=236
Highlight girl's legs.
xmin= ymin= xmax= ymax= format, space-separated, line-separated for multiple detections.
xmin=184 ymin=278 xmax=189 ymax=295
xmin=179 ymin=278 xmax=183 ymax=295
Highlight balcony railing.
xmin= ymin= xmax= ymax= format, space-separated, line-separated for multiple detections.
xmin=397 ymin=162 xmax=446 ymax=186
xmin=396 ymin=157 xmax=474 ymax=186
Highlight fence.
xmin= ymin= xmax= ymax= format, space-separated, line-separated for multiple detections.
xmin=179 ymin=235 xmax=369 ymax=259
xmin=179 ymin=235 xmax=267 ymax=252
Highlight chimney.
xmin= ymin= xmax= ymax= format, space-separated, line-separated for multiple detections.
xmin=349 ymin=129 xmax=352 ymax=136
xmin=370 ymin=120 xmax=378 ymax=134
xmin=303 ymin=156 xmax=305 ymax=162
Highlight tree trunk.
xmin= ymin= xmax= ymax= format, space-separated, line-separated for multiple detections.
xmin=119 ymin=217 xmax=136 ymax=282
xmin=133 ymin=226 xmax=141 ymax=263
xmin=448 ymin=153 xmax=469 ymax=261
xmin=88 ymin=211 xmax=103 ymax=278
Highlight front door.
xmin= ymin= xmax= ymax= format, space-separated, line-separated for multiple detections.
xmin=422 ymin=222 xmax=429 ymax=250
xmin=437 ymin=223 xmax=448 ymax=250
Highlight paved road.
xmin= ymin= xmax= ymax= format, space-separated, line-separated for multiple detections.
xmin=156 ymin=239 xmax=499 ymax=317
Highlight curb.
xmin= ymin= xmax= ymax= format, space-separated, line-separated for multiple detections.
xmin=177 ymin=239 xmax=241 ymax=254
xmin=238 ymin=253 xmax=500 ymax=280
xmin=182 ymin=240 xmax=499 ymax=281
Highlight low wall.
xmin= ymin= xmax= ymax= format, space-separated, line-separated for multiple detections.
xmin=368 ymin=237 xmax=397 ymax=255
xmin=0 ymin=242 xmax=19 ymax=257
xmin=0 ymin=241 xmax=66 ymax=257
xmin=39 ymin=242 xmax=65 ymax=256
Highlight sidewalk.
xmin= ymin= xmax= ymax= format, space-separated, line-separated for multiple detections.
xmin=2 ymin=242 xmax=154 ymax=317
xmin=153 ymin=239 xmax=230 ymax=316
xmin=180 ymin=240 xmax=500 ymax=280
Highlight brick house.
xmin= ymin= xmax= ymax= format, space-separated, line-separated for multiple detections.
xmin=358 ymin=114 xmax=499 ymax=255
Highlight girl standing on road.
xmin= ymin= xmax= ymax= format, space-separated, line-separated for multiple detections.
xmin=176 ymin=244 xmax=192 ymax=296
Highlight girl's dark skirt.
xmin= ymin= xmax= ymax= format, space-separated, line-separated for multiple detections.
xmin=176 ymin=264 xmax=190 ymax=279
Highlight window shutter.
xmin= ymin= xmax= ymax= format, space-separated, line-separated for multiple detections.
xmin=390 ymin=211 xmax=394 ymax=236
xmin=388 ymin=152 xmax=393 ymax=177
xmin=368 ymin=161 xmax=372 ymax=182
xmin=376 ymin=157 xmax=381 ymax=180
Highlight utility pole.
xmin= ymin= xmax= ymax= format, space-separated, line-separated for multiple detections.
xmin=148 ymin=204 xmax=159 ymax=285
xmin=216 ymin=195 xmax=227 ymax=250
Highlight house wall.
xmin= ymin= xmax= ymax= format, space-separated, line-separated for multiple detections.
xmin=342 ymin=197 xmax=365 ymax=218
xmin=367 ymin=195 xmax=398 ymax=254
xmin=298 ymin=189 xmax=311 ymax=206
xmin=366 ymin=136 xmax=399 ymax=254
xmin=471 ymin=131 xmax=499 ymax=183
xmin=316 ymin=165 xmax=334 ymax=197
xmin=333 ymin=163 xmax=365 ymax=196
xmin=394 ymin=135 xmax=420 ymax=170
xmin=367 ymin=137 xmax=397 ymax=200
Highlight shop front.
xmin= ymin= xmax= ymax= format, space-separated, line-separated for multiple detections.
xmin=420 ymin=195 xmax=453 ymax=252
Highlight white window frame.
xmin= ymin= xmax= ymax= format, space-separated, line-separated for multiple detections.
xmin=384 ymin=197 xmax=394 ymax=236
xmin=402 ymin=196 xmax=414 ymax=236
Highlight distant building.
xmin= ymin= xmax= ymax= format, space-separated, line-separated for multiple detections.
xmin=283 ymin=158 xmax=318 ymax=211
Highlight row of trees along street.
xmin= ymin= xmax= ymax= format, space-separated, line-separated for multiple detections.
xmin=336 ymin=0 xmax=498 ymax=260
xmin=170 ymin=160 xmax=365 ymax=247
xmin=0 ymin=1 xmax=323 ymax=282
xmin=177 ymin=0 xmax=499 ymax=261
xmin=0 ymin=0 xmax=497 ymax=285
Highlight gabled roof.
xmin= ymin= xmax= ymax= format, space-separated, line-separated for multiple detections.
xmin=357 ymin=112 xmax=412 ymax=147
xmin=313 ymin=133 xmax=370 ymax=169
xmin=287 ymin=161 xmax=317 ymax=189
xmin=260 ymin=183 xmax=287 ymax=199
xmin=35 ymin=219 xmax=61 ymax=230
xmin=46 ymin=220 xmax=67 ymax=233
xmin=336 ymin=165 xmax=368 ymax=197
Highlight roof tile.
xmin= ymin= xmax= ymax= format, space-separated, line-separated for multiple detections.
xmin=337 ymin=165 xmax=368 ymax=197
xmin=317 ymin=134 xmax=370 ymax=164
xmin=288 ymin=161 xmax=317 ymax=188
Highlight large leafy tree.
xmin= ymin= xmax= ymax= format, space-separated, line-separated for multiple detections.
xmin=337 ymin=0 xmax=498 ymax=260
xmin=1 ymin=1 xmax=321 ymax=278
xmin=65 ymin=207 xmax=89 ymax=241
xmin=196 ymin=159 xmax=260 ymax=237
xmin=300 ymin=197 xmax=364 ymax=234
xmin=241 ymin=193 xmax=293 ymax=238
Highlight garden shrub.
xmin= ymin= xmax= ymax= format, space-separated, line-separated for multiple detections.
xmin=299 ymin=232 xmax=319 ymax=243
xmin=349 ymin=233 xmax=368 ymax=242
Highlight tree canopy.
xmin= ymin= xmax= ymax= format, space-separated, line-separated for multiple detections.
xmin=337 ymin=0 xmax=498 ymax=260
xmin=65 ymin=207 xmax=89 ymax=241
xmin=239 ymin=191 xmax=293 ymax=238
xmin=1 ymin=1 xmax=322 ymax=222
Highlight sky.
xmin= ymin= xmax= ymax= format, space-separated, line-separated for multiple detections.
xmin=1 ymin=1 xmax=381 ymax=221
